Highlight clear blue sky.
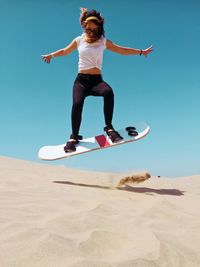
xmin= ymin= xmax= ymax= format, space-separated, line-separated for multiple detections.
xmin=1 ymin=0 xmax=200 ymax=177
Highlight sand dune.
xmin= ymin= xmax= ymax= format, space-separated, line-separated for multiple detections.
xmin=0 ymin=156 xmax=200 ymax=267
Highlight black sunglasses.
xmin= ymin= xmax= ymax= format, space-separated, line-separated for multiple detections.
xmin=85 ymin=28 xmax=99 ymax=34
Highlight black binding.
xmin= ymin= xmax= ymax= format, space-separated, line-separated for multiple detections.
xmin=126 ymin=126 xmax=138 ymax=136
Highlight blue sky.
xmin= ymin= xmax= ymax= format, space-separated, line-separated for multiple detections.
xmin=1 ymin=0 xmax=200 ymax=177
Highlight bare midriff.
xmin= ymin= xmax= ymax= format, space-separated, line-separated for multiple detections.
xmin=79 ymin=67 xmax=101 ymax=75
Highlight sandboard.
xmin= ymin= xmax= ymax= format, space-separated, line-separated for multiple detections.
xmin=38 ymin=122 xmax=150 ymax=161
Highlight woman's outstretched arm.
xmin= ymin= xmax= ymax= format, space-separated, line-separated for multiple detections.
xmin=106 ymin=39 xmax=153 ymax=56
xmin=41 ymin=39 xmax=77 ymax=64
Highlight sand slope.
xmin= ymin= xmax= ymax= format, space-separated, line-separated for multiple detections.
xmin=0 ymin=156 xmax=200 ymax=267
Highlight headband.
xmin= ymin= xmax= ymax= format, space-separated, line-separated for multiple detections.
xmin=85 ymin=16 xmax=100 ymax=23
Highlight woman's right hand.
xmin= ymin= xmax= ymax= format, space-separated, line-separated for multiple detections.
xmin=41 ymin=54 xmax=53 ymax=64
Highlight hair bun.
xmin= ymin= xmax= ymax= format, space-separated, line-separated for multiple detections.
xmin=80 ymin=7 xmax=88 ymax=14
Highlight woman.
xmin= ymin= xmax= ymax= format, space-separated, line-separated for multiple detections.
xmin=42 ymin=8 xmax=153 ymax=152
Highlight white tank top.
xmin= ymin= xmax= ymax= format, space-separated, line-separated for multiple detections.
xmin=75 ymin=34 xmax=106 ymax=72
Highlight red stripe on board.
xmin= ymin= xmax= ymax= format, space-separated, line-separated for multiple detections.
xmin=95 ymin=135 xmax=111 ymax=148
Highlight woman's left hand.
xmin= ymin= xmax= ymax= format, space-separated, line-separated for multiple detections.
xmin=142 ymin=45 xmax=153 ymax=57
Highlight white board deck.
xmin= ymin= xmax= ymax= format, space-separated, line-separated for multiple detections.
xmin=38 ymin=122 xmax=150 ymax=161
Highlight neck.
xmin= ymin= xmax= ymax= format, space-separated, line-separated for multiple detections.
xmin=84 ymin=33 xmax=102 ymax=43
xmin=85 ymin=36 xmax=98 ymax=43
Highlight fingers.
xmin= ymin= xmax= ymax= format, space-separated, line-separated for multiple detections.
xmin=41 ymin=54 xmax=51 ymax=64
xmin=143 ymin=45 xmax=153 ymax=57
xmin=145 ymin=45 xmax=153 ymax=53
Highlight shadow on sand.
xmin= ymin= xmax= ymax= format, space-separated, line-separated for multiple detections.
xmin=53 ymin=181 xmax=185 ymax=196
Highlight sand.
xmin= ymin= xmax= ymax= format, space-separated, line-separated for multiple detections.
xmin=0 ymin=156 xmax=200 ymax=267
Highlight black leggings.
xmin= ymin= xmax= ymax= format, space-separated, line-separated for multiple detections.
xmin=71 ymin=73 xmax=114 ymax=136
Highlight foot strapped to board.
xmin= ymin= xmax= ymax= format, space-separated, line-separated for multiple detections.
xmin=64 ymin=134 xmax=83 ymax=153
xmin=126 ymin=126 xmax=138 ymax=136
xmin=104 ymin=126 xmax=123 ymax=143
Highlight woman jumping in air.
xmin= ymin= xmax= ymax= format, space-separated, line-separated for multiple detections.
xmin=42 ymin=8 xmax=153 ymax=152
